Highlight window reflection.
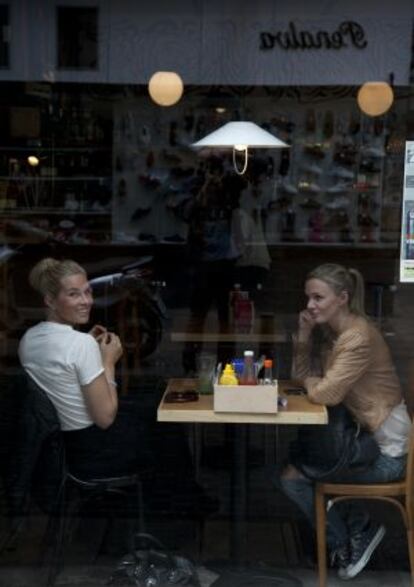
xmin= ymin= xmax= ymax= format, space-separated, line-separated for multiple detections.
xmin=0 ymin=5 xmax=9 ymax=69
xmin=57 ymin=6 xmax=98 ymax=70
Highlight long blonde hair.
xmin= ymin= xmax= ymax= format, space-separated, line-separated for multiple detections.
xmin=306 ymin=264 xmax=367 ymax=373
xmin=29 ymin=258 xmax=86 ymax=299
xmin=307 ymin=263 xmax=366 ymax=317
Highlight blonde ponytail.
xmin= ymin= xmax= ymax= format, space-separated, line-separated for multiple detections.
xmin=307 ymin=263 xmax=367 ymax=317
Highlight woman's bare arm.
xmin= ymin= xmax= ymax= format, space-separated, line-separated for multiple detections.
xmin=81 ymin=332 xmax=123 ymax=429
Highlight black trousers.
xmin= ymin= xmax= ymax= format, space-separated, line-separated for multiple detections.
xmin=63 ymin=395 xmax=193 ymax=482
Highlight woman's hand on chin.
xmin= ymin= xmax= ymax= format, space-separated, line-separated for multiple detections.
xmin=298 ymin=310 xmax=316 ymax=342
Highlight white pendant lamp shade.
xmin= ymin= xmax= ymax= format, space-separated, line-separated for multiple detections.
xmin=192 ymin=121 xmax=288 ymax=149
xmin=192 ymin=121 xmax=289 ymax=175
xmin=357 ymin=82 xmax=394 ymax=117
xmin=148 ymin=71 xmax=184 ymax=107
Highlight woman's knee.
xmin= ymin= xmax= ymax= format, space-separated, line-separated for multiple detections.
xmin=281 ymin=463 xmax=305 ymax=481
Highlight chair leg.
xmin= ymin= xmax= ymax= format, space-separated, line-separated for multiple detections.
xmin=196 ymin=517 xmax=205 ymax=562
xmin=406 ymin=528 xmax=414 ymax=587
xmin=137 ymin=479 xmax=146 ymax=534
xmin=42 ymin=481 xmax=68 ymax=586
xmin=315 ymin=488 xmax=328 ymax=587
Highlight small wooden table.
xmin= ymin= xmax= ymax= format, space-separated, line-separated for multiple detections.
xmin=158 ymin=379 xmax=327 ymax=568
xmin=158 ymin=379 xmax=327 ymax=425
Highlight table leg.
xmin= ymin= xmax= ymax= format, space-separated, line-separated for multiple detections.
xmin=230 ymin=424 xmax=248 ymax=565
xmin=218 ymin=423 xmax=303 ymax=586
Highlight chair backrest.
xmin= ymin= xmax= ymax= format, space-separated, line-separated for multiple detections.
xmin=405 ymin=416 xmax=414 ymax=521
xmin=6 ymin=372 xmax=64 ymax=517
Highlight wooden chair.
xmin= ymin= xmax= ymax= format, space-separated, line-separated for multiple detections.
xmin=315 ymin=419 xmax=414 ymax=587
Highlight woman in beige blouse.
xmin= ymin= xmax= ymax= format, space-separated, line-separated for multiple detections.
xmin=280 ymin=263 xmax=411 ymax=580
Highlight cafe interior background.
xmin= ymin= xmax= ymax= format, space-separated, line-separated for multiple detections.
xmin=1 ymin=0 xmax=414 ymax=583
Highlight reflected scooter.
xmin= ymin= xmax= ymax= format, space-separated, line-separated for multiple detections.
xmin=89 ymin=256 xmax=167 ymax=359
xmin=0 ymin=239 xmax=167 ymax=361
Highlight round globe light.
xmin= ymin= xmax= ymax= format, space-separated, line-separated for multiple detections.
xmin=27 ymin=155 xmax=40 ymax=166
xmin=357 ymin=82 xmax=394 ymax=117
xmin=148 ymin=71 xmax=184 ymax=107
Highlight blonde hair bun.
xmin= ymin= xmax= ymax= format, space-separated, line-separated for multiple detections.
xmin=29 ymin=257 xmax=85 ymax=298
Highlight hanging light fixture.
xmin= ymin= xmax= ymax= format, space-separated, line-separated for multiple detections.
xmin=357 ymin=81 xmax=394 ymax=117
xmin=192 ymin=121 xmax=289 ymax=175
xmin=148 ymin=71 xmax=184 ymax=107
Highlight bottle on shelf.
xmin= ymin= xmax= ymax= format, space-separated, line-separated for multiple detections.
xmin=229 ymin=283 xmax=242 ymax=325
xmin=234 ymin=290 xmax=254 ymax=334
xmin=240 ymin=350 xmax=257 ymax=385
xmin=263 ymin=359 xmax=274 ymax=385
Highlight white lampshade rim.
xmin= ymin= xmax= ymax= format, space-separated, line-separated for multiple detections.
xmin=192 ymin=121 xmax=289 ymax=148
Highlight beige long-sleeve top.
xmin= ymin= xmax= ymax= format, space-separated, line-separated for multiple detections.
xmin=292 ymin=315 xmax=402 ymax=432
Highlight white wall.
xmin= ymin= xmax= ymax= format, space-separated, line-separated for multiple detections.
xmin=1 ymin=0 xmax=413 ymax=85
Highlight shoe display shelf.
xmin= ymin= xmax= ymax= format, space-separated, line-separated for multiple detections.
xmin=0 ymin=92 xmax=113 ymax=245
xmin=112 ymin=100 xmax=197 ymax=246
xmin=112 ymin=90 xmax=405 ymax=249
xmin=265 ymin=104 xmax=404 ymax=248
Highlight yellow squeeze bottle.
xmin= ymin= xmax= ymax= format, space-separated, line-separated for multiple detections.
xmin=219 ymin=363 xmax=238 ymax=385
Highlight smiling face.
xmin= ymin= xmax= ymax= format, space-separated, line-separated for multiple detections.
xmin=305 ymin=278 xmax=348 ymax=327
xmin=45 ymin=273 xmax=93 ymax=326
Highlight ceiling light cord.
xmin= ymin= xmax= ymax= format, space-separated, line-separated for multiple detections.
xmin=233 ymin=147 xmax=249 ymax=175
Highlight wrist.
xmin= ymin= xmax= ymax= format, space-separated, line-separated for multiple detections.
xmin=294 ymin=331 xmax=310 ymax=343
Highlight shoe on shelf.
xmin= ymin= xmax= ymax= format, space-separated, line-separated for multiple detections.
xmin=304 ymin=143 xmax=327 ymax=159
xmin=361 ymin=145 xmax=385 ymax=158
xmin=327 ymin=182 xmax=353 ymax=194
xmin=298 ymin=180 xmax=321 ymax=193
xmin=302 ymin=163 xmax=323 ymax=176
xmin=330 ymin=166 xmax=354 ymax=180
xmin=326 ymin=196 xmax=350 ymax=210
xmin=341 ymin=523 xmax=386 ymax=580
xmin=279 ymin=180 xmax=298 ymax=194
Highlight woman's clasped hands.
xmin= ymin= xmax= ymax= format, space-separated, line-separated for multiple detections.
xmin=89 ymin=324 xmax=123 ymax=364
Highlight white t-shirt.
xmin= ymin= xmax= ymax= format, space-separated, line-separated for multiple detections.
xmin=18 ymin=321 xmax=104 ymax=431
xmin=374 ymin=400 xmax=411 ymax=458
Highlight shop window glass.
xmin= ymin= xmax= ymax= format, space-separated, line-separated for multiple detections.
xmin=0 ymin=5 xmax=9 ymax=69
xmin=57 ymin=6 xmax=98 ymax=70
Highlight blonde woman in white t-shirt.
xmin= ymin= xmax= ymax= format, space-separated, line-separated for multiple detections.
xmin=19 ymin=257 xmax=214 ymax=516
xmin=18 ymin=258 xmax=153 ymax=479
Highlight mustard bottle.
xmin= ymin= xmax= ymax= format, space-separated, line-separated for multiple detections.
xmin=219 ymin=363 xmax=238 ymax=385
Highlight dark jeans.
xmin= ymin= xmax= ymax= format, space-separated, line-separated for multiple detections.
xmin=279 ymin=453 xmax=407 ymax=549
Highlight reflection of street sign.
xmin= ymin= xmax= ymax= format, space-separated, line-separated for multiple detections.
xmin=406 ymin=209 xmax=414 ymax=260
xmin=407 ymin=148 xmax=414 ymax=164
xmin=400 ymin=142 xmax=414 ymax=281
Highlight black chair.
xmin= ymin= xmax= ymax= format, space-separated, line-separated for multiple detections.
xmin=0 ymin=372 xmax=146 ymax=586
